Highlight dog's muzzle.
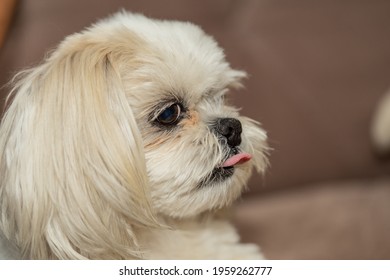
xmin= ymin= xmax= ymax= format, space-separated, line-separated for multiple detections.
xmin=197 ymin=118 xmax=251 ymax=188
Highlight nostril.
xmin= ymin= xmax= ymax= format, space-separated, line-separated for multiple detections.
xmin=219 ymin=123 xmax=234 ymax=138
xmin=215 ymin=118 xmax=242 ymax=147
xmin=226 ymin=126 xmax=234 ymax=138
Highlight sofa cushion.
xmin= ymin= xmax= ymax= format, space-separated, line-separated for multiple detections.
xmin=234 ymin=177 xmax=390 ymax=259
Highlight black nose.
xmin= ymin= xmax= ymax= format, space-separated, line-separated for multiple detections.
xmin=215 ymin=118 xmax=242 ymax=147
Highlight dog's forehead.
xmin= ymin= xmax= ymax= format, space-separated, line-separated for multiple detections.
xmin=107 ymin=13 xmax=235 ymax=101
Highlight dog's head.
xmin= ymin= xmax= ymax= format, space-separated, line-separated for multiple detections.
xmin=0 ymin=12 xmax=268 ymax=259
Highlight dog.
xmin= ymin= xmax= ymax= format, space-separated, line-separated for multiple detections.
xmin=0 ymin=12 xmax=268 ymax=259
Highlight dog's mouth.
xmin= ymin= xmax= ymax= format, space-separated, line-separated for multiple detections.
xmin=221 ymin=152 xmax=252 ymax=168
xmin=197 ymin=149 xmax=252 ymax=188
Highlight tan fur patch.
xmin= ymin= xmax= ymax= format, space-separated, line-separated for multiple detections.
xmin=145 ymin=110 xmax=199 ymax=150
xmin=182 ymin=110 xmax=199 ymax=127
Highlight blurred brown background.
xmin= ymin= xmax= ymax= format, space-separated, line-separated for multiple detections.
xmin=1 ymin=0 xmax=390 ymax=259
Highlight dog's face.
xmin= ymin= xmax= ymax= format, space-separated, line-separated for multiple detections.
xmin=113 ymin=14 xmax=268 ymax=218
xmin=0 ymin=12 xmax=267 ymax=258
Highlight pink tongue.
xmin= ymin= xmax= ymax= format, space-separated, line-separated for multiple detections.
xmin=222 ymin=153 xmax=252 ymax=167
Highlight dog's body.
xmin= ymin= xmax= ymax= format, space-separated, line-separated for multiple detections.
xmin=0 ymin=12 xmax=268 ymax=259
xmin=0 ymin=215 xmax=261 ymax=260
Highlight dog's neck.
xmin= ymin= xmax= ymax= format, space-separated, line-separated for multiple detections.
xmin=135 ymin=210 xmax=262 ymax=259
xmin=158 ymin=209 xmax=229 ymax=226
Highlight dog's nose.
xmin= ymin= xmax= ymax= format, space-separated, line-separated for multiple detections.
xmin=215 ymin=118 xmax=242 ymax=147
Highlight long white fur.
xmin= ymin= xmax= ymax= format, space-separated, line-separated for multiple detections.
xmin=0 ymin=12 xmax=268 ymax=259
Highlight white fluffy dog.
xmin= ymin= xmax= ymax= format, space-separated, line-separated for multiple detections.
xmin=0 ymin=12 xmax=268 ymax=259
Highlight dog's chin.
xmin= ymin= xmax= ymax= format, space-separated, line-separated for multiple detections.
xmin=197 ymin=166 xmax=235 ymax=188
xmin=150 ymin=163 xmax=252 ymax=219
xmin=197 ymin=148 xmax=249 ymax=189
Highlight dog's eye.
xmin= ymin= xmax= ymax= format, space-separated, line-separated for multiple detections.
xmin=156 ymin=103 xmax=182 ymax=125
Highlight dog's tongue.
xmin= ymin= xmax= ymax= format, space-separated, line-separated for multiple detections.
xmin=222 ymin=153 xmax=252 ymax=167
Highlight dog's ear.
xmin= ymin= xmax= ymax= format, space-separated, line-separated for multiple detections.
xmin=0 ymin=33 xmax=160 ymax=259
